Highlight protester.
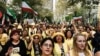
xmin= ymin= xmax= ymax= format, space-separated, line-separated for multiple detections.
xmin=0 ymin=20 xmax=97 ymax=56
xmin=67 ymin=33 xmax=92 ymax=56
xmin=40 ymin=37 xmax=54 ymax=56
xmin=0 ymin=30 xmax=27 ymax=56
xmin=53 ymin=32 xmax=68 ymax=56
xmin=28 ymin=34 xmax=42 ymax=56
xmin=21 ymin=30 xmax=30 ymax=56
xmin=64 ymin=30 xmax=73 ymax=50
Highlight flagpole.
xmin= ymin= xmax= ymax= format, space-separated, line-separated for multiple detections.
xmin=7 ymin=17 xmax=11 ymax=25
xmin=2 ymin=14 xmax=5 ymax=25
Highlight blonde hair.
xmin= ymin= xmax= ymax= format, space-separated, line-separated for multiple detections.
xmin=72 ymin=33 xmax=91 ymax=56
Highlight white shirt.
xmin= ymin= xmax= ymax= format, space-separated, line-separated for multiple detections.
xmin=78 ymin=52 xmax=85 ymax=56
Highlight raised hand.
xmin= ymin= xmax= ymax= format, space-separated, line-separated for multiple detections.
xmin=5 ymin=46 xmax=13 ymax=56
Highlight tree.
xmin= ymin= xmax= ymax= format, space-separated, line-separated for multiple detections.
xmin=0 ymin=1 xmax=6 ymax=13
xmin=0 ymin=1 xmax=6 ymax=24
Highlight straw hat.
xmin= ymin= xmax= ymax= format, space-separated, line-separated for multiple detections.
xmin=13 ymin=23 xmax=18 ymax=26
xmin=52 ymin=32 xmax=65 ymax=38
xmin=46 ymin=28 xmax=55 ymax=35
xmin=32 ymin=34 xmax=42 ymax=38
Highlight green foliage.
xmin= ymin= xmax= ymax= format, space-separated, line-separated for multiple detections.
xmin=39 ymin=8 xmax=52 ymax=17
xmin=67 ymin=0 xmax=86 ymax=7
xmin=45 ymin=15 xmax=53 ymax=23
xmin=24 ymin=0 xmax=42 ymax=10
xmin=0 ymin=2 xmax=6 ymax=13
xmin=65 ymin=14 xmax=73 ymax=21
xmin=13 ymin=0 xmax=21 ymax=6
xmin=74 ymin=8 xmax=83 ymax=17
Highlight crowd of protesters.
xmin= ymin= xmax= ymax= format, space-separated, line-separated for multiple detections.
xmin=0 ymin=19 xmax=100 ymax=56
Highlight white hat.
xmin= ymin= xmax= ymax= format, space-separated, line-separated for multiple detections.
xmin=17 ymin=24 xmax=23 ymax=30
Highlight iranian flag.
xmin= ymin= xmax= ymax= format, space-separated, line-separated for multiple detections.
xmin=22 ymin=1 xmax=38 ymax=15
xmin=73 ymin=16 xmax=82 ymax=21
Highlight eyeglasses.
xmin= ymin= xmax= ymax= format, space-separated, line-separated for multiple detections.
xmin=43 ymin=43 xmax=53 ymax=48
xmin=34 ymin=37 xmax=39 ymax=39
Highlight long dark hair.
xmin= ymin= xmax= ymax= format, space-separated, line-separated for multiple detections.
xmin=64 ymin=30 xmax=73 ymax=39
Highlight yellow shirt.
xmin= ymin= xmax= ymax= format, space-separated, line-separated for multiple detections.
xmin=54 ymin=43 xmax=68 ymax=56
xmin=65 ymin=38 xmax=73 ymax=50
xmin=88 ymin=40 xmax=93 ymax=51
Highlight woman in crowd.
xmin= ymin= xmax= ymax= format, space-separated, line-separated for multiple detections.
xmin=28 ymin=34 xmax=42 ymax=56
xmin=64 ymin=30 xmax=73 ymax=51
xmin=53 ymin=32 xmax=68 ymax=56
xmin=0 ymin=30 xmax=27 ymax=56
xmin=21 ymin=30 xmax=30 ymax=56
xmin=40 ymin=37 xmax=54 ymax=56
xmin=67 ymin=33 xmax=92 ymax=56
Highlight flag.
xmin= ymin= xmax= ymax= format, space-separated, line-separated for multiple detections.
xmin=7 ymin=8 xmax=17 ymax=19
xmin=73 ymin=16 xmax=82 ymax=21
xmin=22 ymin=1 xmax=38 ymax=15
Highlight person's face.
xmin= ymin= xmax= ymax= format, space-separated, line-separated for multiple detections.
xmin=41 ymin=40 xmax=53 ymax=55
xmin=76 ymin=35 xmax=86 ymax=50
xmin=86 ymin=28 xmax=90 ymax=33
xmin=36 ymin=30 xmax=41 ymax=34
xmin=56 ymin=35 xmax=62 ymax=43
xmin=77 ymin=20 xmax=82 ymax=25
xmin=42 ymin=25 xmax=46 ymax=30
xmin=79 ymin=26 xmax=84 ymax=32
xmin=33 ymin=36 xmax=40 ymax=44
xmin=66 ymin=31 xmax=72 ymax=38
xmin=12 ymin=33 xmax=20 ymax=41
xmin=23 ymin=31 xmax=27 ymax=36
xmin=32 ymin=25 xmax=35 ymax=29
xmin=12 ymin=28 xmax=17 ymax=31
